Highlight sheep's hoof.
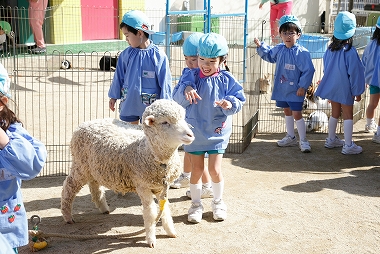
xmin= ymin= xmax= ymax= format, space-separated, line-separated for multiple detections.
xmin=149 ymin=242 xmax=155 ymax=248
xmin=103 ymin=211 xmax=110 ymax=214
xmin=66 ymin=219 xmax=75 ymax=224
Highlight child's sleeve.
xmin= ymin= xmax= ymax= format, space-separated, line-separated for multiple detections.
xmin=0 ymin=126 xmax=47 ymax=180
xmin=297 ymin=51 xmax=315 ymax=90
xmin=256 ymin=42 xmax=278 ymax=63
xmin=371 ymin=59 xmax=380 ymax=88
xmin=347 ymin=50 xmax=365 ymax=96
xmin=108 ymin=50 xmax=127 ymax=100
xmin=173 ymin=69 xmax=196 ymax=107
xmin=221 ymin=73 xmax=246 ymax=116
xmin=156 ymin=54 xmax=173 ymax=100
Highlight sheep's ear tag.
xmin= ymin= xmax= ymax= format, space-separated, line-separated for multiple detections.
xmin=144 ymin=115 xmax=155 ymax=126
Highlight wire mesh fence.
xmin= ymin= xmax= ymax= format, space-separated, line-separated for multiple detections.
xmin=0 ymin=3 xmax=378 ymax=176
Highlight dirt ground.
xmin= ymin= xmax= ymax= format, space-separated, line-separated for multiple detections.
xmin=18 ymin=119 xmax=380 ymax=254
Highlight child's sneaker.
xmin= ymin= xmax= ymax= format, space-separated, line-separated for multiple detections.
xmin=324 ymin=136 xmax=344 ymax=148
xmin=341 ymin=141 xmax=362 ymax=155
xmin=277 ymin=134 xmax=297 ymax=147
xmin=187 ymin=202 xmax=203 ymax=223
xmin=299 ymin=139 xmax=311 ymax=153
xmin=170 ymin=173 xmax=190 ymax=189
xmin=211 ymin=199 xmax=227 ymax=221
xmin=186 ymin=186 xmax=214 ymax=199
xmin=372 ymin=132 xmax=380 ymax=144
xmin=365 ymin=122 xmax=377 ymax=133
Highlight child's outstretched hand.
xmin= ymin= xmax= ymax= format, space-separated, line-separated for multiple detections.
xmin=254 ymin=38 xmax=261 ymax=47
xmin=185 ymin=86 xmax=202 ymax=104
xmin=215 ymin=99 xmax=232 ymax=110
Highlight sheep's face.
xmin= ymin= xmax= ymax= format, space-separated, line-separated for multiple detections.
xmin=143 ymin=100 xmax=194 ymax=147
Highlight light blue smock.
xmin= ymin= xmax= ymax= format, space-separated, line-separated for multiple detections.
xmin=108 ymin=41 xmax=173 ymax=119
xmin=315 ymin=45 xmax=365 ymax=105
xmin=173 ymin=68 xmax=246 ymax=152
xmin=371 ymin=58 xmax=380 ymax=88
xmin=362 ymin=39 xmax=380 ymax=86
xmin=0 ymin=123 xmax=47 ymax=249
xmin=256 ymin=42 xmax=315 ymax=102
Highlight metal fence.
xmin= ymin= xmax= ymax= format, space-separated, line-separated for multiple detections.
xmin=0 ymin=4 xmax=377 ymax=176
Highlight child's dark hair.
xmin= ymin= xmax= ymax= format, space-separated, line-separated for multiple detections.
xmin=371 ymin=27 xmax=380 ymax=45
xmin=120 ymin=23 xmax=150 ymax=39
xmin=219 ymin=55 xmax=230 ymax=72
xmin=328 ymin=36 xmax=353 ymax=51
xmin=279 ymin=22 xmax=301 ymax=34
xmin=0 ymin=93 xmax=21 ymax=131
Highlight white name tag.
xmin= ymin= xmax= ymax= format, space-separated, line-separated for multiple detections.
xmin=284 ymin=64 xmax=295 ymax=70
xmin=142 ymin=70 xmax=155 ymax=78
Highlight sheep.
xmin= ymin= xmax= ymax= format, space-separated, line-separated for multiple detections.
xmin=305 ymin=111 xmax=328 ymax=132
xmin=60 ymin=99 xmax=194 ymax=248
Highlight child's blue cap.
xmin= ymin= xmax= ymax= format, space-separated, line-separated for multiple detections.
xmin=122 ymin=10 xmax=155 ymax=34
xmin=279 ymin=15 xmax=302 ymax=32
xmin=0 ymin=64 xmax=11 ymax=98
xmin=198 ymin=33 xmax=228 ymax=58
xmin=183 ymin=32 xmax=203 ymax=56
xmin=0 ymin=21 xmax=11 ymax=34
xmin=334 ymin=11 xmax=356 ymax=40
xmin=377 ymin=16 xmax=380 ymax=29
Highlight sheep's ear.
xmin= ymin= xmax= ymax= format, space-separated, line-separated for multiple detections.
xmin=144 ymin=115 xmax=155 ymax=126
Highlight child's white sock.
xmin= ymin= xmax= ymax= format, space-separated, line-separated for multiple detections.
xmin=295 ymin=118 xmax=306 ymax=141
xmin=367 ymin=118 xmax=375 ymax=125
xmin=211 ymin=180 xmax=224 ymax=201
xmin=190 ymin=183 xmax=202 ymax=203
xmin=183 ymin=172 xmax=191 ymax=177
xmin=328 ymin=117 xmax=339 ymax=140
xmin=285 ymin=115 xmax=295 ymax=137
xmin=343 ymin=119 xmax=353 ymax=145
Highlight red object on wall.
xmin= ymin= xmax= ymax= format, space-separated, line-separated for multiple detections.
xmin=81 ymin=0 xmax=118 ymax=41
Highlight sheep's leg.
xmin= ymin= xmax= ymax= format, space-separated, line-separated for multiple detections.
xmin=61 ymin=163 xmax=88 ymax=223
xmin=136 ymin=187 xmax=157 ymax=248
xmin=156 ymin=195 xmax=177 ymax=238
xmin=88 ymin=180 xmax=109 ymax=214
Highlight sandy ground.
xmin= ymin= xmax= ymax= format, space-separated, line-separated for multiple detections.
xmin=18 ymin=119 xmax=380 ymax=254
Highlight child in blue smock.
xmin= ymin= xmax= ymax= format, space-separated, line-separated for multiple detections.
xmin=108 ymin=10 xmax=173 ymax=124
xmin=173 ymin=33 xmax=246 ymax=223
xmin=315 ymin=12 xmax=365 ymax=155
xmin=0 ymin=63 xmax=47 ymax=253
xmin=170 ymin=32 xmax=214 ymax=200
xmin=254 ymin=15 xmax=315 ymax=153
xmin=362 ymin=16 xmax=380 ymax=141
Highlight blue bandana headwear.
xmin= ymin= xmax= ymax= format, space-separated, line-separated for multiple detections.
xmin=183 ymin=32 xmax=203 ymax=56
xmin=334 ymin=11 xmax=356 ymax=40
xmin=198 ymin=33 xmax=228 ymax=58
xmin=122 ymin=10 xmax=155 ymax=34
xmin=279 ymin=15 xmax=302 ymax=32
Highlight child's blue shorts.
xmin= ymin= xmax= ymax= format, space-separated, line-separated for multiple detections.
xmin=276 ymin=101 xmax=303 ymax=111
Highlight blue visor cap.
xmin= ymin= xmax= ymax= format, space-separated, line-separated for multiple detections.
xmin=279 ymin=15 xmax=302 ymax=32
xmin=0 ymin=64 xmax=11 ymax=98
xmin=198 ymin=33 xmax=228 ymax=58
xmin=183 ymin=32 xmax=203 ymax=56
xmin=122 ymin=10 xmax=155 ymax=34
xmin=334 ymin=11 xmax=356 ymax=40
